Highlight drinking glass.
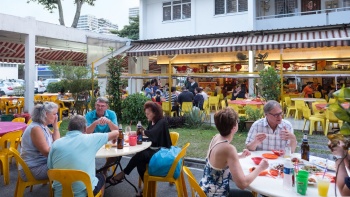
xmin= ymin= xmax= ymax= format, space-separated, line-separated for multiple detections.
xmin=125 ymin=126 xmax=131 ymax=136
xmin=317 ymin=177 xmax=330 ymax=197
xmin=105 ymin=141 xmax=112 ymax=150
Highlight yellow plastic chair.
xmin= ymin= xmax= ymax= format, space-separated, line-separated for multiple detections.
xmin=183 ymin=166 xmax=206 ymax=197
xmin=47 ymin=169 xmax=102 ymax=197
xmin=314 ymin=91 xmax=322 ymax=98
xmin=4 ymin=99 xmax=17 ymax=114
xmin=284 ymin=97 xmax=296 ymax=118
xmin=226 ymin=94 xmax=232 ymax=100
xmin=143 ymin=143 xmax=190 ymax=197
xmin=138 ymin=131 xmax=180 ymax=188
xmin=12 ymin=117 xmax=26 ymax=123
xmin=9 ymin=147 xmax=49 ymax=197
xmin=208 ymin=96 xmax=219 ymax=111
xmin=34 ymin=95 xmax=43 ymax=104
xmin=162 ymin=101 xmax=175 ymax=117
xmin=220 ymin=100 xmax=226 ymax=109
xmin=16 ymin=98 xmax=25 ymax=114
xmin=325 ymin=109 xmax=340 ymax=136
xmin=294 ymin=100 xmax=306 ymax=120
xmin=0 ymin=130 xmax=23 ymax=185
xmin=311 ymin=101 xmax=327 ymax=117
xmin=55 ymin=100 xmax=70 ymax=121
xmin=228 ymin=104 xmax=246 ymax=117
xmin=302 ymin=107 xmax=325 ymax=135
xmin=27 ymin=118 xmax=33 ymax=125
xmin=328 ymin=98 xmax=336 ymax=104
xmin=181 ymin=102 xmax=193 ymax=116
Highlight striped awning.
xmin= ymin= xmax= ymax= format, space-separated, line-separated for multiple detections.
xmin=127 ymin=28 xmax=350 ymax=57
xmin=0 ymin=41 xmax=86 ymax=66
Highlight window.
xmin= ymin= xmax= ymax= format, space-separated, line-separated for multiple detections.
xmin=215 ymin=0 xmax=247 ymax=15
xmin=163 ymin=0 xmax=191 ymax=21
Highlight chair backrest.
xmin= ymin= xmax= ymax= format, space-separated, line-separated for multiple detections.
xmin=9 ymin=147 xmax=38 ymax=182
xmin=183 ymin=166 xmax=206 ymax=197
xmin=312 ymin=101 xmax=326 ymax=115
xmin=164 ymin=143 xmax=190 ymax=179
xmin=228 ymin=103 xmax=240 ymax=112
xmin=0 ymin=130 xmax=23 ymax=151
xmin=284 ymin=97 xmax=292 ymax=106
xmin=47 ymin=169 xmax=96 ymax=197
xmin=181 ymin=102 xmax=193 ymax=112
xmin=294 ymin=100 xmax=306 ymax=110
xmin=12 ymin=117 xmax=26 ymax=123
xmin=169 ymin=132 xmax=179 ymax=146
xmin=203 ymin=100 xmax=209 ymax=109
xmin=209 ymin=96 xmax=219 ymax=104
xmin=57 ymin=120 xmax=63 ymax=130
xmin=162 ymin=101 xmax=171 ymax=112
xmin=302 ymin=107 xmax=311 ymax=119
xmin=328 ymin=98 xmax=336 ymax=104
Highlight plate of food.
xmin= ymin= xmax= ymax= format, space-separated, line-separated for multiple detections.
xmin=301 ymin=165 xmax=323 ymax=174
xmin=308 ymin=176 xmax=317 ymax=185
xmin=269 ymin=163 xmax=284 ymax=171
xmin=312 ymin=159 xmax=336 ymax=171
xmin=262 ymin=153 xmax=279 ymax=159
xmin=291 ymin=157 xmax=304 ymax=165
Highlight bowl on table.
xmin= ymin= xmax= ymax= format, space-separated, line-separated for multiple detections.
xmin=251 ymin=157 xmax=263 ymax=165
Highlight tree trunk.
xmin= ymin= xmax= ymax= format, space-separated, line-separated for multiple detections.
xmin=71 ymin=0 xmax=83 ymax=28
xmin=56 ymin=0 xmax=65 ymax=26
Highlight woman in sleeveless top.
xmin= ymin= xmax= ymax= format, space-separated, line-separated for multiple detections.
xmin=21 ymin=102 xmax=60 ymax=180
xmin=199 ymin=107 xmax=269 ymax=197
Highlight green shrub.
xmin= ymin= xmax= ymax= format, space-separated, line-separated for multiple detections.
xmin=183 ymin=107 xmax=207 ymax=129
xmin=166 ymin=116 xmax=186 ymax=128
xmin=47 ymin=81 xmax=64 ymax=93
xmin=121 ymin=93 xmax=150 ymax=125
xmin=238 ymin=116 xmax=248 ymax=132
xmin=244 ymin=106 xmax=263 ymax=121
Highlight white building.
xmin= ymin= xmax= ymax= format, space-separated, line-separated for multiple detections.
xmin=129 ymin=7 xmax=140 ymax=19
xmin=77 ymin=15 xmax=118 ymax=34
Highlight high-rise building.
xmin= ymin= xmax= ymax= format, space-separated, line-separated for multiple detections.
xmin=77 ymin=15 xmax=118 ymax=34
xmin=129 ymin=7 xmax=139 ymax=20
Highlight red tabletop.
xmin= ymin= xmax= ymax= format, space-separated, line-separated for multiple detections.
xmin=0 ymin=122 xmax=27 ymax=136
xmin=228 ymin=99 xmax=265 ymax=106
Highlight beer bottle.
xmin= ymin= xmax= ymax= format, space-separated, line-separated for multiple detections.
xmin=137 ymin=121 xmax=143 ymax=145
xmin=301 ymin=133 xmax=310 ymax=161
xmin=117 ymin=124 xmax=124 ymax=149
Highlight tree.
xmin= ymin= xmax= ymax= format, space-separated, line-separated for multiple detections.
xmin=27 ymin=0 xmax=96 ymax=27
xmin=258 ymin=67 xmax=281 ymax=101
xmin=110 ymin=16 xmax=139 ymax=40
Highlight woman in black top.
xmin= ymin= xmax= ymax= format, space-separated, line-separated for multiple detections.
xmin=110 ymin=101 xmax=172 ymax=186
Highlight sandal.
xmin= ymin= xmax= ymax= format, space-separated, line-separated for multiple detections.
xmin=106 ymin=175 xmax=124 ymax=186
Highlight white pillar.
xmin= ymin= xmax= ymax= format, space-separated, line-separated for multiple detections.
xmin=248 ymin=50 xmax=255 ymax=96
xmin=24 ymin=17 xmax=36 ymax=113
xmin=160 ymin=65 xmax=168 ymax=86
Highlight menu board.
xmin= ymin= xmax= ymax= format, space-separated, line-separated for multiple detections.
xmin=276 ymin=63 xmax=316 ymax=71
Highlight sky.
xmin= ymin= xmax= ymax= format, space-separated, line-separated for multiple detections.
xmin=0 ymin=0 xmax=139 ymax=29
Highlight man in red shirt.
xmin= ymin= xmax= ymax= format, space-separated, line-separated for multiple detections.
xmin=303 ymin=82 xmax=314 ymax=98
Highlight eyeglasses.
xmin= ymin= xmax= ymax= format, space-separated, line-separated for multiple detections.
xmin=268 ymin=112 xmax=284 ymax=118
xmin=96 ymin=104 xmax=107 ymax=108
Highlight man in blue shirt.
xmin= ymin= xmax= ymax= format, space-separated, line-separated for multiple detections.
xmin=85 ymin=97 xmax=119 ymax=133
xmin=47 ymin=115 xmax=119 ymax=197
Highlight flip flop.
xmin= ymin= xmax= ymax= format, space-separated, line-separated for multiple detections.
xmin=106 ymin=175 xmax=124 ymax=186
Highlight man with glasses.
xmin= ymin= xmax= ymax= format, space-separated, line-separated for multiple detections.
xmin=245 ymin=100 xmax=297 ymax=152
xmin=85 ymin=97 xmax=119 ymax=134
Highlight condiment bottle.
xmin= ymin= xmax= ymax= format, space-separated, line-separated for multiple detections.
xmin=117 ymin=124 xmax=124 ymax=149
xmin=137 ymin=121 xmax=143 ymax=145
xmin=301 ymin=133 xmax=310 ymax=161
xmin=283 ymin=158 xmax=294 ymax=190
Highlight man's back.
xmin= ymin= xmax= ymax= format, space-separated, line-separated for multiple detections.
xmin=178 ymin=91 xmax=194 ymax=104
xmin=48 ymin=131 xmax=107 ymax=197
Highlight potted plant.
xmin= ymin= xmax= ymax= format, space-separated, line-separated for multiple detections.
xmin=258 ymin=67 xmax=281 ymax=101
xmin=244 ymin=106 xmax=264 ymax=130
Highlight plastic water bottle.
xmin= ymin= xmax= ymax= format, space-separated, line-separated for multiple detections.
xmin=283 ymin=158 xmax=294 ymax=190
xmin=284 ymin=142 xmax=291 ymax=158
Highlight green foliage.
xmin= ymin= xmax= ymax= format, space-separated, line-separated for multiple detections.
xmin=110 ymin=16 xmax=139 ymax=40
xmin=121 ymin=93 xmax=150 ymax=125
xmin=183 ymin=108 xmax=208 ymax=129
xmin=238 ymin=116 xmax=248 ymax=132
xmin=329 ymin=86 xmax=350 ymax=135
xmin=13 ymin=86 xmax=25 ymax=96
xmin=49 ymin=64 xmax=89 ymax=80
xmin=47 ymin=81 xmax=64 ymax=93
xmin=244 ymin=106 xmax=263 ymax=121
xmin=106 ymin=53 xmax=125 ymax=122
xmin=258 ymin=67 xmax=280 ymax=101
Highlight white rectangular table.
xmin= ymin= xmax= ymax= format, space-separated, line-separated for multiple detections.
xmin=239 ymin=151 xmax=339 ymax=197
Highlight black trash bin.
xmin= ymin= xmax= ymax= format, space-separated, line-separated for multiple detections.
xmin=1 ymin=114 xmax=14 ymax=121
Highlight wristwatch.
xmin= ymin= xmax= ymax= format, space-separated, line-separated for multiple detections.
xmin=333 ymin=155 xmax=343 ymax=161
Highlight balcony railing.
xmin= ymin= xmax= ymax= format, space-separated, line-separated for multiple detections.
xmin=256 ymin=7 xmax=350 ymax=20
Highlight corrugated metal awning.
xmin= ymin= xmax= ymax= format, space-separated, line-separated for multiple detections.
xmin=0 ymin=41 xmax=86 ymax=66
xmin=127 ymin=28 xmax=350 ymax=57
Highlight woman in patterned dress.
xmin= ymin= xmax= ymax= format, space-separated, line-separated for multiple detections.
xmin=199 ymin=107 xmax=269 ymax=197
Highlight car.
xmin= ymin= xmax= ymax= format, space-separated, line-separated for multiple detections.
xmin=0 ymin=82 xmax=14 ymax=95
xmin=43 ymin=78 xmax=61 ymax=87
xmin=34 ymin=81 xmax=46 ymax=93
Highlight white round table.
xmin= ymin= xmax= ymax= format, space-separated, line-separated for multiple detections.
xmin=239 ymin=151 xmax=339 ymax=197
xmin=95 ymin=141 xmax=152 ymax=158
